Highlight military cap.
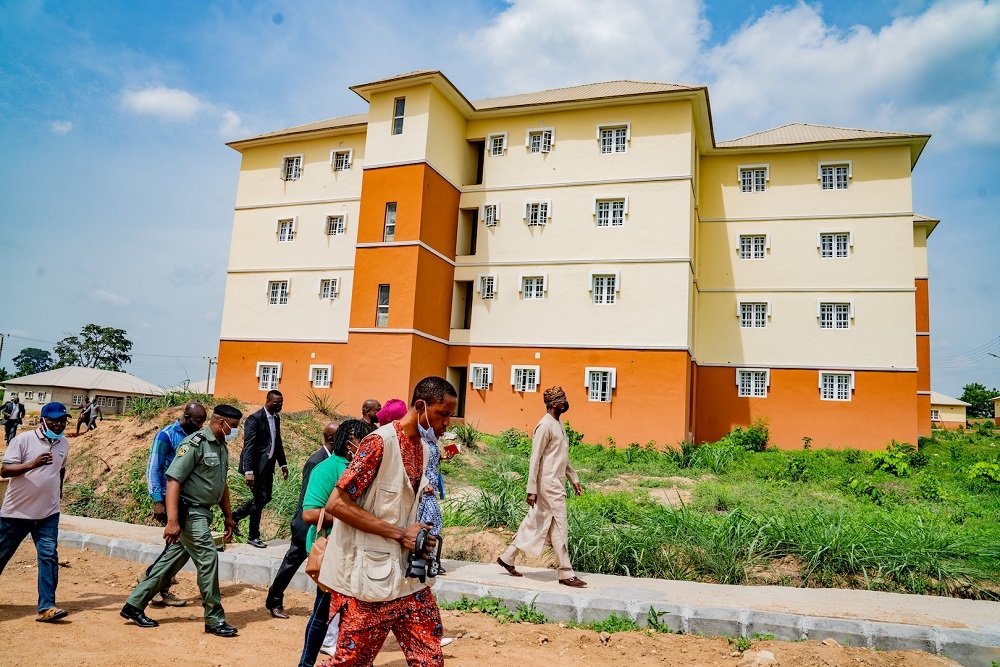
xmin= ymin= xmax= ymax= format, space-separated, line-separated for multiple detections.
xmin=213 ymin=404 xmax=243 ymax=420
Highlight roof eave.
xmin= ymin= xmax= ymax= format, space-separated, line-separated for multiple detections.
xmin=913 ymin=215 xmax=940 ymax=237
xmin=709 ymin=134 xmax=931 ymax=163
xmin=226 ymin=122 xmax=369 ymax=152
xmin=350 ymin=71 xmax=476 ymax=119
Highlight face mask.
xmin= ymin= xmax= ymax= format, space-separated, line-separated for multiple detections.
xmin=417 ymin=404 xmax=438 ymax=445
xmin=221 ymin=422 xmax=239 ymax=443
xmin=180 ymin=419 xmax=200 ymax=435
xmin=41 ymin=419 xmax=61 ymax=441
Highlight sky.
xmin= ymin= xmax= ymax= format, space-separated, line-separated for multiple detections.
xmin=0 ymin=0 xmax=998 ymax=396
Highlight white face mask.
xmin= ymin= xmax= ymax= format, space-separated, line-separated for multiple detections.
xmin=221 ymin=422 xmax=239 ymax=443
xmin=417 ymin=404 xmax=438 ymax=445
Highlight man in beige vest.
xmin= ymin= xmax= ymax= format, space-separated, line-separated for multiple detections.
xmin=319 ymin=376 xmax=456 ymax=667
xmin=497 ymin=386 xmax=587 ymax=587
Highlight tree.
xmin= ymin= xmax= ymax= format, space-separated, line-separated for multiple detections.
xmin=12 ymin=347 xmax=54 ymax=377
xmin=53 ymin=324 xmax=133 ymax=371
xmin=959 ymin=383 xmax=1000 ymax=419
xmin=0 ymin=367 xmax=8 ymax=402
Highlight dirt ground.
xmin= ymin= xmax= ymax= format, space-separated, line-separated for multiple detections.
xmin=0 ymin=543 xmax=959 ymax=667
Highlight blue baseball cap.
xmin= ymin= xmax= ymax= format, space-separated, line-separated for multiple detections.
xmin=40 ymin=402 xmax=71 ymax=419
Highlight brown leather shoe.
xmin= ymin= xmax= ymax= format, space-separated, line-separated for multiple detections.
xmin=269 ymin=607 xmax=290 ymax=619
xmin=496 ymin=557 xmax=523 ymax=577
xmin=559 ymin=577 xmax=587 ymax=588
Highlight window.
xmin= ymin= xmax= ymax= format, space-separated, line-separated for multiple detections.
xmin=820 ymin=372 xmax=853 ymax=401
xmin=739 ymin=165 xmax=768 ymax=193
xmin=819 ymin=232 xmax=851 ymax=258
xmin=96 ymin=396 xmax=117 ymax=408
xmin=470 ymin=364 xmax=493 ymax=390
xmin=72 ymin=394 xmax=83 ymax=406
xmin=38 ymin=391 xmax=46 ymax=403
xmin=383 ymin=202 xmax=397 ymax=242
xmin=820 ymin=162 xmax=851 ymax=190
xmin=482 ymin=203 xmax=499 ymax=227
xmin=526 ymin=128 xmax=554 ymax=153
xmin=310 ymin=365 xmax=332 ymax=388
xmin=391 ymin=97 xmax=405 ymax=135
xmin=525 ymin=201 xmax=550 ymax=226
xmin=7 ymin=393 xmax=14 ymax=399
xmin=257 ymin=362 xmax=281 ymax=391
xmin=595 ymin=198 xmax=626 ymax=227
xmin=586 ymin=367 xmax=616 ymax=402
xmin=521 ymin=275 xmax=546 ymax=300
xmin=739 ymin=234 xmax=768 ymax=260
xmin=330 ymin=149 xmax=352 ymax=171
xmin=24 ymin=391 xmax=33 ymax=400
xmin=591 ymin=273 xmax=618 ymax=305
xmin=281 ymin=155 xmax=302 ymax=181
xmin=320 ymin=278 xmax=339 ymax=300
xmin=598 ymin=124 xmax=629 ymax=154
xmin=277 ymin=219 xmax=295 ymax=242
xmin=737 ymin=369 xmax=769 ymax=398
xmin=739 ymin=302 xmax=769 ymax=328
xmin=511 ymin=365 xmax=540 ymax=392
xmin=819 ymin=302 xmax=852 ymax=329
xmin=931 ymin=409 xmax=941 ymax=421
xmin=478 ymin=274 xmax=497 ymax=300
xmin=376 ymin=284 xmax=390 ymax=327
xmin=268 ymin=280 xmax=289 ymax=305
xmin=488 ymin=132 xmax=508 ymax=156
xmin=326 ymin=215 xmax=346 ymax=235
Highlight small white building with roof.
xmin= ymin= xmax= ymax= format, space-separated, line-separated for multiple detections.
xmin=1 ymin=367 xmax=165 ymax=415
xmin=929 ymin=391 xmax=970 ymax=429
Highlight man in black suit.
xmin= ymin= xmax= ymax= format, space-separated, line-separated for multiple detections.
xmin=233 ymin=390 xmax=288 ymax=548
xmin=2 ymin=396 xmax=26 ymax=443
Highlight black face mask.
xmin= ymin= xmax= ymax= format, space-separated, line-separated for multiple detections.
xmin=180 ymin=418 xmax=200 ymax=435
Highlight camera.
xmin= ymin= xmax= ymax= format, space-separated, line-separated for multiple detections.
xmin=406 ymin=527 xmax=443 ymax=583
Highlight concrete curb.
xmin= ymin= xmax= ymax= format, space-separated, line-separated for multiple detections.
xmin=59 ymin=530 xmax=1000 ymax=667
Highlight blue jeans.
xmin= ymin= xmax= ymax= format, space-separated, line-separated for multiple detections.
xmin=0 ymin=513 xmax=61 ymax=612
xmin=298 ymin=587 xmax=331 ymax=667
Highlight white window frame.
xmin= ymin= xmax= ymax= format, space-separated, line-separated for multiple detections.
xmin=818 ymin=230 xmax=853 ymax=258
xmin=470 ymin=363 xmax=493 ymax=390
xmin=23 ymin=391 xmax=33 ymax=400
xmin=476 ymin=273 xmax=497 ymax=300
xmin=930 ymin=408 xmax=941 ymax=422
xmin=524 ymin=201 xmax=551 ymax=226
xmin=585 ymin=367 xmax=616 ymax=402
xmin=319 ymin=277 xmax=340 ymax=300
xmin=594 ymin=196 xmax=628 ymax=227
xmin=481 ymin=202 xmax=500 ymax=227
xmin=597 ymin=123 xmax=630 ymax=154
xmin=738 ymin=164 xmax=769 ymax=193
xmin=72 ymin=394 xmax=83 ymax=406
xmin=330 ymin=148 xmax=353 ymax=171
xmin=267 ymin=279 xmax=290 ymax=305
xmin=736 ymin=369 xmax=770 ymax=398
xmin=276 ymin=217 xmax=296 ymax=242
xmin=818 ymin=300 xmax=854 ymax=329
xmin=737 ymin=233 xmax=770 ymax=260
xmin=819 ymin=371 xmax=854 ymax=401
xmin=737 ymin=301 xmax=771 ymax=328
xmin=487 ymin=132 xmax=508 ymax=157
xmin=511 ymin=365 xmax=541 ymax=392
xmin=384 ymin=202 xmax=397 ymax=242
xmin=818 ymin=161 xmax=852 ymax=190
xmin=256 ymin=362 xmax=282 ymax=391
xmin=38 ymin=391 xmax=47 ymax=403
xmin=376 ymin=284 xmax=390 ymax=327
xmin=391 ymin=97 xmax=405 ymax=135
xmin=309 ymin=364 xmax=332 ymax=388
xmin=326 ymin=214 xmax=347 ymax=235
xmin=519 ymin=274 xmax=548 ymax=300
xmin=590 ymin=272 xmax=620 ymax=305
xmin=281 ymin=154 xmax=303 ymax=181
xmin=525 ymin=127 xmax=555 ymax=153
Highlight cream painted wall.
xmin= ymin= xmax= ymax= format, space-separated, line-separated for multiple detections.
xmin=363 ymin=85 xmax=432 ymax=169
xmin=219 ymin=270 xmax=353 ymax=341
xmin=931 ymin=403 xmax=966 ymax=422
xmin=227 ymin=202 xmax=360 ymax=270
xmin=466 ymin=100 xmax=695 ymax=188
xmin=699 ymin=146 xmax=913 ymax=220
xmin=234 ymin=134 xmax=365 ymax=207
xmin=425 ymin=86 xmax=471 ymax=187
xmin=912 ymin=226 xmax=928 ymax=278
xmin=450 ymin=263 xmax=691 ymax=348
xmin=695 ymin=291 xmax=917 ymax=368
xmin=697 ymin=216 xmax=917 ymax=289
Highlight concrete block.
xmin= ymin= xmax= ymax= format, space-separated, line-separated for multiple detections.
xmin=638 ymin=601 xmax=685 ymax=633
xmin=937 ymin=629 xmax=1000 ymax=667
xmin=233 ymin=555 xmax=273 ymax=586
xmin=216 ymin=553 xmax=238 ymax=582
xmin=868 ymin=621 xmax=938 ymax=654
xmin=801 ymin=616 xmax=871 ymax=648
xmin=742 ymin=609 xmax=807 ymax=641
xmin=525 ymin=590 xmax=579 ymax=623
xmin=82 ymin=534 xmax=112 ymax=557
xmin=58 ymin=530 xmax=86 ymax=551
xmin=686 ymin=606 xmax=742 ymax=638
xmin=289 ymin=570 xmax=316 ymax=593
xmin=577 ymin=595 xmax=632 ymax=624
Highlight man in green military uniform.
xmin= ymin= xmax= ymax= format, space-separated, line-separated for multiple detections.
xmin=120 ymin=404 xmax=241 ymax=637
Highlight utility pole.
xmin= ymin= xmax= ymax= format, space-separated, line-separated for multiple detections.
xmin=0 ymin=332 xmax=8 ymax=367
xmin=203 ymin=357 xmax=217 ymax=395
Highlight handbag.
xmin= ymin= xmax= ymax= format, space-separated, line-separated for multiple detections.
xmin=304 ymin=507 xmax=331 ymax=591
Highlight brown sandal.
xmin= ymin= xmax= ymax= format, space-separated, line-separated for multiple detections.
xmin=496 ymin=557 xmax=523 ymax=577
xmin=559 ymin=577 xmax=587 ymax=588
xmin=36 ymin=607 xmax=68 ymax=622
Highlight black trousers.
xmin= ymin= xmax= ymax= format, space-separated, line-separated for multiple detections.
xmin=4 ymin=420 xmax=18 ymax=443
xmin=233 ymin=461 xmax=274 ymax=540
xmin=265 ymin=535 xmax=307 ymax=609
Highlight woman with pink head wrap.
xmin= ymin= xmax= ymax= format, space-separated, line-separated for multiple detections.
xmin=375 ymin=398 xmax=407 ymax=426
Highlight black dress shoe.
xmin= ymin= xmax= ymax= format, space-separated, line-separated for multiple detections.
xmin=205 ymin=621 xmax=238 ymax=637
xmin=247 ymin=538 xmax=267 ymax=548
xmin=120 ymin=603 xmax=159 ymax=628
xmin=231 ymin=522 xmax=242 ymax=538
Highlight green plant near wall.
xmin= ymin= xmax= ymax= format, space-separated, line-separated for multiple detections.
xmin=871 ymin=441 xmax=914 ymax=477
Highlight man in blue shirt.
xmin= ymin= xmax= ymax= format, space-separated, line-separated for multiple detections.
xmin=143 ymin=402 xmax=207 ymax=606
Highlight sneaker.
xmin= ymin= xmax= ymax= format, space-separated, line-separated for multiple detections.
xmin=319 ymin=645 xmax=334 ymax=656
xmin=151 ymin=590 xmax=187 ymax=607
xmin=441 ymin=637 xmax=454 ymax=647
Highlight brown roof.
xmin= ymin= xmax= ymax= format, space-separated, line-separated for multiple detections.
xmin=718 ymin=123 xmax=922 ymax=148
xmin=227 ymin=113 xmax=368 ymax=147
xmin=472 ymin=80 xmax=702 ymax=111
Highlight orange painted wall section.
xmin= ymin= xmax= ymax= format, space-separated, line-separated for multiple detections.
xmin=447 ymin=347 xmax=692 ymax=447
xmin=917 ymin=393 xmax=931 ymax=437
xmin=413 ymin=251 xmax=458 ymax=340
xmin=356 ymin=164 xmax=427 ymax=244
xmin=340 ymin=332 xmax=424 ymax=411
xmin=915 ymin=279 xmax=930 ymax=333
xmin=349 ymin=246 xmax=420 ymax=329
xmin=694 ymin=366 xmax=918 ymax=450
xmin=417 ymin=164 xmax=460 ymax=259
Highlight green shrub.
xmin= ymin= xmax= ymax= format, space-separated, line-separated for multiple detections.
xmin=720 ymin=417 xmax=770 ymax=452
xmin=301 ymin=389 xmax=342 ymax=418
xmin=451 ymin=422 xmax=481 ymax=451
xmin=871 ymin=441 xmax=914 ymax=477
xmin=590 ymin=613 xmax=638 ymax=633
xmin=975 ymin=420 xmax=995 ymax=437
xmin=916 ymin=474 xmax=947 ymax=502
xmin=564 ymin=421 xmax=584 ymax=448
xmin=968 ymin=462 xmax=1000 ymax=491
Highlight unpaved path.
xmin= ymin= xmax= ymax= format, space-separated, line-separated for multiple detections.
xmin=0 ymin=543 xmax=958 ymax=667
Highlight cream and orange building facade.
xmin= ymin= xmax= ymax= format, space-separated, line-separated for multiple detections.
xmin=216 ymin=71 xmax=936 ymax=449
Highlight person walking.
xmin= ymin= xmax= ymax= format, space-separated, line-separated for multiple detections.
xmin=497 ymin=386 xmax=586 ymax=587
xmin=0 ymin=402 xmax=72 ymax=622
xmin=233 ymin=390 xmax=288 ymax=548
xmin=2 ymin=396 xmax=26 ymax=443
xmin=141 ymin=401 xmax=208 ymax=608
xmin=83 ymin=399 xmax=102 ymax=432
xmin=120 ymin=404 xmax=241 ymax=637
xmin=75 ymin=398 xmax=92 ymax=436
xmin=361 ymin=399 xmax=381 ymax=430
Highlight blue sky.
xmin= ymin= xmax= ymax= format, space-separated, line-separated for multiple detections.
xmin=0 ymin=0 xmax=998 ymax=396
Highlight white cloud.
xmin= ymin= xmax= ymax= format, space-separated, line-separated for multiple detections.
xmin=49 ymin=120 xmax=73 ymax=135
xmin=121 ymin=86 xmax=205 ymax=120
xmin=219 ymin=109 xmax=250 ymax=138
xmin=90 ymin=289 xmax=129 ymax=307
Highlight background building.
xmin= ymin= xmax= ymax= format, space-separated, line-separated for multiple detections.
xmin=215 ymin=71 xmax=934 ymax=449
xmin=1 ymin=367 xmax=165 ymax=415
xmin=929 ymin=391 xmax=970 ymax=429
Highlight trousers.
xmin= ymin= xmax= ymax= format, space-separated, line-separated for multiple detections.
xmin=266 ymin=535 xmax=306 ymax=609
xmin=0 ymin=513 xmax=60 ymax=612
xmin=501 ymin=513 xmax=575 ymax=578
xmin=233 ymin=461 xmax=274 ymax=540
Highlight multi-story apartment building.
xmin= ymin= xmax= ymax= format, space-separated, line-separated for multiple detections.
xmin=216 ymin=70 xmax=935 ymax=449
